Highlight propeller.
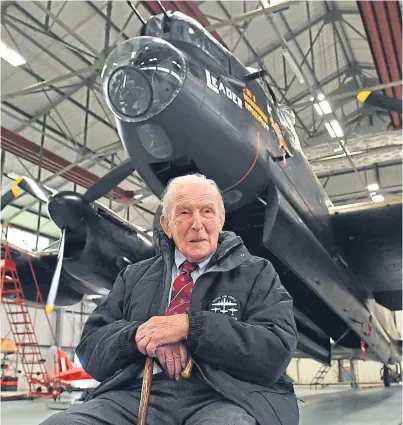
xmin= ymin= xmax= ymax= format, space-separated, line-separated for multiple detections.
xmin=82 ymin=159 xmax=136 ymax=203
xmin=45 ymin=159 xmax=136 ymax=313
xmin=1 ymin=160 xmax=137 ymax=313
xmin=1 ymin=175 xmax=52 ymax=211
xmin=357 ymin=90 xmax=402 ymax=114
xmin=45 ymin=228 xmax=66 ymax=314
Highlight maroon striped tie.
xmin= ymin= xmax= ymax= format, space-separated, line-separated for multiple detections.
xmin=166 ymin=261 xmax=197 ymax=316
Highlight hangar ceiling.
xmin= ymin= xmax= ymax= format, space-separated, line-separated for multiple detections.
xmin=1 ymin=0 xmax=402 ymax=243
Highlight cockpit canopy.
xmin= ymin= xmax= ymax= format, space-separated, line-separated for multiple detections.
xmin=145 ymin=11 xmax=228 ymax=68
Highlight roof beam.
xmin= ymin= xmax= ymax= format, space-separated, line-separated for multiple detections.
xmin=310 ymin=145 xmax=402 ymax=175
xmin=86 ymin=0 xmax=131 ymax=41
xmin=216 ymin=1 xmax=313 ymax=138
xmin=244 ymin=13 xmax=327 ymax=67
xmin=33 ymin=1 xmax=99 ymax=56
xmin=1 ymin=127 xmax=133 ymax=202
xmin=316 ymin=159 xmax=402 ymax=178
xmin=2 ymin=64 xmax=99 ymax=101
xmin=357 ymin=1 xmax=402 ymax=129
xmin=205 ymin=0 xmax=298 ymax=30
xmin=326 ymin=185 xmax=401 ymax=205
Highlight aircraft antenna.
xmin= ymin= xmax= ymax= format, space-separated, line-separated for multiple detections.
xmin=126 ymin=1 xmax=146 ymax=25
xmin=157 ymin=1 xmax=169 ymax=18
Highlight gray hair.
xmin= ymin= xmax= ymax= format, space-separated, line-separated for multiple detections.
xmin=161 ymin=173 xmax=225 ymax=221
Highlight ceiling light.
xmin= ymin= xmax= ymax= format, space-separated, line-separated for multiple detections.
xmin=282 ymin=48 xmax=305 ymax=84
xmin=313 ymin=103 xmax=323 ymax=116
xmin=370 ymin=193 xmax=384 ymax=202
xmin=309 ymin=96 xmax=315 ymax=102
xmin=367 ymin=183 xmax=379 ymax=192
xmin=325 ymin=122 xmax=337 ymax=138
xmin=0 ymin=41 xmax=26 ymax=67
xmin=319 ymin=100 xmax=332 ymax=114
xmin=317 ymin=93 xmax=325 ymax=101
xmin=313 ymin=100 xmax=332 ymax=116
xmin=330 ymin=120 xmax=344 ymax=138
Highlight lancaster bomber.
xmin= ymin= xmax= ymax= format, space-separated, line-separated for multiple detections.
xmin=1 ymin=7 xmax=401 ymax=376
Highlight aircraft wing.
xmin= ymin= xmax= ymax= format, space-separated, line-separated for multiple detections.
xmin=330 ymin=198 xmax=402 ymax=311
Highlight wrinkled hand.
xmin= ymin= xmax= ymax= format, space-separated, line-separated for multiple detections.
xmin=156 ymin=343 xmax=188 ymax=381
xmin=135 ymin=314 xmax=189 ymax=357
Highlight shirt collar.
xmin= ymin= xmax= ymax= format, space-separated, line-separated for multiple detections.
xmin=174 ymin=248 xmax=214 ymax=273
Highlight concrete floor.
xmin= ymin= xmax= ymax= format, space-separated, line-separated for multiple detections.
xmin=1 ymin=385 xmax=401 ymax=425
xmin=299 ymin=386 xmax=402 ymax=425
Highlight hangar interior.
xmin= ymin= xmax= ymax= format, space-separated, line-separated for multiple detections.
xmin=0 ymin=1 xmax=402 ymax=424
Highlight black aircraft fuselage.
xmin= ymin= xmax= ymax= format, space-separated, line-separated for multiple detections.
xmin=101 ymin=11 xmax=402 ymax=366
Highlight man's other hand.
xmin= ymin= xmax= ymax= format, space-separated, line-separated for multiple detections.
xmin=135 ymin=314 xmax=189 ymax=357
xmin=156 ymin=343 xmax=188 ymax=381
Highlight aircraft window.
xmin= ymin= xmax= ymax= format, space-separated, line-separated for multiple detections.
xmin=277 ymin=104 xmax=302 ymax=152
xmin=170 ymin=20 xmax=228 ymax=68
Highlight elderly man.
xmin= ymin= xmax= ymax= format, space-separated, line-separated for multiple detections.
xmin=41 ymin=174 xmax=298 ymax=425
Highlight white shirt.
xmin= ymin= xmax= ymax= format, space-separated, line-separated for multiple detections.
xmin=137 ymin=249 xmax=214 ymax=377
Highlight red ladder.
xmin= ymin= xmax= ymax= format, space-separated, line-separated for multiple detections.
xmin=0 ymin=242 xmax=51 ymax=397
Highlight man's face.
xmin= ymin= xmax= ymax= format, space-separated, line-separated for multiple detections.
xmin=160 ymin=181 xmax=224 ymax=263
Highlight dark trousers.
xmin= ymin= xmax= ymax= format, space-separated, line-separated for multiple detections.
xmin=40 ymin=372 xmax=256 ymax=425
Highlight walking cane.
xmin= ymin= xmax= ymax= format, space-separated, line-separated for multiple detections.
xmin=137 ymin=357 xmax=154 ymax=425
xmin=137 ymin=357 xmax=193 ymax=425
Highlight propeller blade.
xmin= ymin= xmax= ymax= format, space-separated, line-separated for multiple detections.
xmin=1 ymin=176 xmax=52 ymax=210
xmin=17 ymin=176 xmax=52 ymax=202
xmin=83 ymin=159 xmax=136 ymax=203
xmin=357 ymin=90 xmax=402 ymax=114
xmin=45 ymin=228 xmax=66 ymax=314
xmin=1 ymin=186 xmax=20 ymax=211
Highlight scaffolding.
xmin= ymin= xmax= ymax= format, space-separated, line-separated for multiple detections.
xmin=1 ymin=239 xmax=61 ymax=399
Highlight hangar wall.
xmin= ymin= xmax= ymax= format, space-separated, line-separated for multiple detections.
xmin=286 ymin=358 xmax=389 ymax=385
xmin=1 ymin=302 xmax=93 ymax=391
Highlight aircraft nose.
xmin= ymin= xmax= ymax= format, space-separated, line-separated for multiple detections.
xmin=102 ymin=36 xmax=187 ymax=122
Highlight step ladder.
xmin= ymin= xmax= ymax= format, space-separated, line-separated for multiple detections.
xmin=1 ymin=244 xmax=51 ymax=398
xmin=310 ymin=363 xmax=331 ymax=389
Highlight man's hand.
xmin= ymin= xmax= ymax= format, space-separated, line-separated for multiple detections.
xmin=155 ymin=343 xmax=188 ymax=381
xmin=135 ymin=314 xmax=189 ymax=357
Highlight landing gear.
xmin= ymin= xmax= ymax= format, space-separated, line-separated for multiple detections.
xmin=382 ymin=365 xmax=391 ymax=387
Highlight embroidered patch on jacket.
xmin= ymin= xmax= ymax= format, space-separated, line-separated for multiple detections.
xmin=210 ymin=295 xmax=239 ymax=320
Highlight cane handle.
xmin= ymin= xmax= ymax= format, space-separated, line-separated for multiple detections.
xmin=181 ymin=358 xmax=193 ymax=379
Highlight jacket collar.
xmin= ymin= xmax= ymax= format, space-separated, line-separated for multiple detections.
xmin=155 ymin=228 xmax=251 ymax=272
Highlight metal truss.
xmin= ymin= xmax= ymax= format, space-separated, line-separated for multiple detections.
xmin=217 ymin=0 xmax=314 ymax=139
xmin=1 ymin=1 xmax=156 ymax=245
xmin=1 ymin=0 xmax=400 ymax=245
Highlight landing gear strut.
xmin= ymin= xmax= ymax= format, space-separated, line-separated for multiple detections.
xmin=382 ymin=365 xmax=391 ymax=387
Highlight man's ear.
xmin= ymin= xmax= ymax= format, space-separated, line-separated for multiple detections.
xmin=160 ymin=215 xmax=172 ymax=239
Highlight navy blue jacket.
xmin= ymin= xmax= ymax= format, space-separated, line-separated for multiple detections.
xmin=76 ymin=231 xmax=299 ymax=425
